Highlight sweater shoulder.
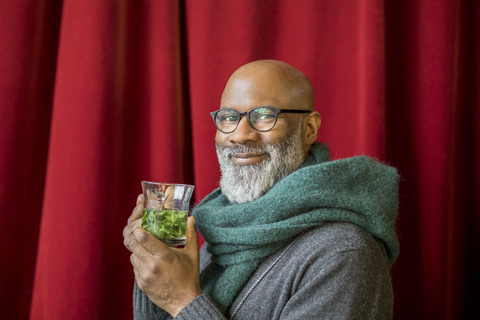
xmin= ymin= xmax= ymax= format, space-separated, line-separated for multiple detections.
xmin=299 ymin=222 xmax=383 ymax=254
xmin=286 ymin=222 xmax=391 ymax=277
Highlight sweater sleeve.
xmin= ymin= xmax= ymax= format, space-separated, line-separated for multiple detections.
xmin=133 ymin=279 xmax=173 ymax=320
xmin=134 ymin=281 xmax=227 ymax=320
xmin=173 ymin=242 xmax=228 ymax=320
xmin=133 ymin=242 xmax=216 ymax=320
xmin=174 ymin=294 xmax=227 ymax=320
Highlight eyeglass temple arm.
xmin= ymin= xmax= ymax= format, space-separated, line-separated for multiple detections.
xmin=279 ymin=109 xmax=312 ymax=113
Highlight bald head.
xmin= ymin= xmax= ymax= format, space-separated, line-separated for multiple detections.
xmin=221 ymin=60 xmax=314 ymax=111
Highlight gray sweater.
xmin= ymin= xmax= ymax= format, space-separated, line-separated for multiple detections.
xmin=133 ymin=222 xmax=393 ymax=319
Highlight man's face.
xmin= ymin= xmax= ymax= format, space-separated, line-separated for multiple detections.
xmin=215 ymin=76 xmax=307 ymax=157
xmin=215 ymin=76 xmax=308 ymax=203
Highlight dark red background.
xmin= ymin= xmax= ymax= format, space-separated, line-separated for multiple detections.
xmin=0 ymin=1 xmax=478 ymax=319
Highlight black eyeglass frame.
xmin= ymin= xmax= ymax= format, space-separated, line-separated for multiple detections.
xmin=210 ymin=106 xmax=311 ymax=133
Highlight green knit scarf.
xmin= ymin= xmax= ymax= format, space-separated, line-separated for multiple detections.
xmin=192 ymin=143 xmax=399 ymax=313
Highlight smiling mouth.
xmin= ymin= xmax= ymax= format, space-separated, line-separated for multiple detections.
xmin=231 ymin=152 xmax=264 ymax=158
xmin=230 ymin=153 xmax=268 ymax=165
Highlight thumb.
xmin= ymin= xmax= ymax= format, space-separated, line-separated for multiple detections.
xmin=136 ymin=193 xmax=144 ymax=206
xmin=185 ymin=216 xmax=199 ymax=255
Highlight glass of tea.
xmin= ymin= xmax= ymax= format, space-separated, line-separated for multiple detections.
xmin=141 ymin=181 xmax=194 ymax=247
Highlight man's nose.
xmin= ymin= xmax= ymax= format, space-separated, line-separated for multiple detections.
xmin=228 ymin=116 xmax=258 ymax=144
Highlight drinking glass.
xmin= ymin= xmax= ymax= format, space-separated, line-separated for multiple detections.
xmin=141 ymin=181 xmax=194 ymax=247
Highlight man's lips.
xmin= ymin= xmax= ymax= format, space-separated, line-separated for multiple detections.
xmin=230 ymin=153 xmax=267 ymax=165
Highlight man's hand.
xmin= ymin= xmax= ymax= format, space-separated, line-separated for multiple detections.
xmin=123 ymin=195 xmax=203 ymax=317
xmin=123 ymin=194 xmax=144 ymax=253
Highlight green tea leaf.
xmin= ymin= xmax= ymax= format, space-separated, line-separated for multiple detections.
xmin=142 ymin=208 xmax=188 ymax=240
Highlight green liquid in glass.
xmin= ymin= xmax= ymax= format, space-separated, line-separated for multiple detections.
xmin=142 ymin=208 xmax=188 ymax=246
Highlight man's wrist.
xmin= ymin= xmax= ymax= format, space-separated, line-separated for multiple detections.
xmin=154 ymin=287 xmax=203 ymax=317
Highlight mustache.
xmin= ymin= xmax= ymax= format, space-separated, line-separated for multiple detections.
xmin=215 ymin=144 xmax=271 ymax=160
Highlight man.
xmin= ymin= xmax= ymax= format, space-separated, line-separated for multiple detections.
xmin=123 ymin=60 xmax=399 ymax=319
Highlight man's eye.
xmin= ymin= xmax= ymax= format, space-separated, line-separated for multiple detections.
xmin=252 ymin=112 xmax=274 ymax=122
xmin=220 ymin=115 xmax=238 ymax=122
xmin=256 ymin=114 xmax=274 ymax=120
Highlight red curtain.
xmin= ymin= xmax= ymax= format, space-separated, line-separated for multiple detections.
xmin=0 ymin=1 xmax=478 ymax=319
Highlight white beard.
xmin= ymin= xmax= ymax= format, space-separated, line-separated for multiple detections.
xmin=216 ymin=123 xmax=305 ymax=204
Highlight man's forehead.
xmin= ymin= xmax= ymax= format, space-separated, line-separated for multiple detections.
xmin=220 ymin=76 xmax=289 ymax=110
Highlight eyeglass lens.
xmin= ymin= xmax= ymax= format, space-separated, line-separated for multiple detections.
xmin=215 ymin=107 xmax=277 ymax=132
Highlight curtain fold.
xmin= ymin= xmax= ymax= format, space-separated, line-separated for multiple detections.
xmin=0 ymin=1 xmax=478 ymax=319
xmin=0 ymin=2 xmax=62 ymax=320
xmin=385 ymin=1 xmax=479 ymax=319
xmin=28 ymin=1 xmax=191 ymax=319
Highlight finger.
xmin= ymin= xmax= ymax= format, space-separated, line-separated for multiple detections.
xmin=129 ymin=227 xmax=156 ymax=263
xmin=185 ymin=216 xmax=199 ymax=256
xmin=130 ymin=256 xmax=148 ymax=287
xmin=136 ymin=194 xmax=144 ymax=206
xmin=130 ymin=252 xmax=143 ymax=270
xmin=123 ymin=219 xmax=142 ymax=252
xmin=132 ymin=267 xmax=146 ymax=290
xmin=123 ymin=217 xmax=141 ymax=239
xmin=133 ymin=225 xmax=170 ymax=258
xmin=128 ymin=203 xmax=144 ymax=224
xmin=133 ymin=267 xmax=141 ymax=285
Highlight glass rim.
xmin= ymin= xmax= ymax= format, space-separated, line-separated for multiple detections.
xmin=141 ymin=181 xmax=195 ymax=188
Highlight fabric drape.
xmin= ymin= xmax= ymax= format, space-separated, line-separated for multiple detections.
xmin=0 ymin=1 xmax=478 ymax=319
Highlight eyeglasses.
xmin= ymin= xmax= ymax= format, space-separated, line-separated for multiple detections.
xmin=210 ymin=106 xmax=311 ymax=133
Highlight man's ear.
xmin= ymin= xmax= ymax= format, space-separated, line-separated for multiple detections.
xmin=303 ymin=111 xmax=321 ymax=145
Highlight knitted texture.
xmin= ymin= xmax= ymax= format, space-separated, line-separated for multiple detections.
xmin=192 ymin=142 xmax=399 ymax=313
